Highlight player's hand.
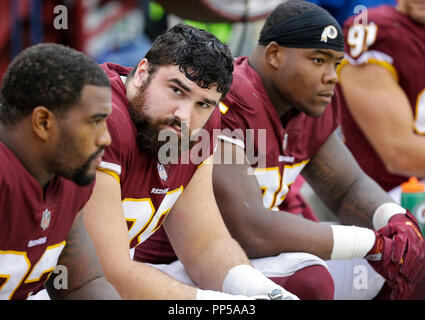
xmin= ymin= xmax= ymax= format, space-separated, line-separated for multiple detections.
xmin=366 ymin=211 xmax=425 ymax=299
xmin=365 ymin=230 xmax=409 ymax=299
xmin=381 ymin=211 xmax=425 ymax=283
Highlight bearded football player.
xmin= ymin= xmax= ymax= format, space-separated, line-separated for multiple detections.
xmin=81 ymin=23 xmax=303 ymax=300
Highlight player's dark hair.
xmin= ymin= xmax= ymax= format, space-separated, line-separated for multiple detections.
xmin=130 ymin=23 xmax=234 ymax=96
xmin=0 ymin=43 xmax=110 ymax=125
xmin=259 ymin=0 xmax=320 ymax=40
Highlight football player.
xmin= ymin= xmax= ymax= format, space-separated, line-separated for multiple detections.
xmin=0 ymin=43 xmax=120 ymax=299
xmin=81 ymin=23 xmax=300 ymax=300
xmin=338 ymin=0 xmax=425 ymax=192
xmin=135 ymin=1 xmax=425 ymax=300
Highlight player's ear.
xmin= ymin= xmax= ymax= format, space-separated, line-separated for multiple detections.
xmin=264 ymin=41 xmax=283 ymax=70
xmin=133 ymin=58 xmax=150 ymax=89
xmin=32 ymin=106 xmax=54 ymax=141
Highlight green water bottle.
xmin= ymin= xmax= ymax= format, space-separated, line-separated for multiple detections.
xmin=401 ymin=177 xmax=425 ymax=234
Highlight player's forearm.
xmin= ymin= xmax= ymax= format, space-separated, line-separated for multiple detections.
xmin=47 ymin=276 xmax=121 ymax=300
xmin=380 ymin=135 xmax=425 ymax=178
xmin=181 ymin=234 xmax=300 ymax=300
xmin=105 ymin=260 xmax=198 ymax=299
xmin=227 ymin=207 xmax=333 ymax=260
xmin=183 ymin=234 xmax=251 ymax=291
xmin=336 ymin=173 xmax=394 ymax=228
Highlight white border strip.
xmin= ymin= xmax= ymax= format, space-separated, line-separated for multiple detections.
xmin=217 ymin=135 xmax=245 ymax=149
xmin=345 ymin=50 xmax=394 ymax=65
xmin=99 ymin=161 xmax=122 ymax=176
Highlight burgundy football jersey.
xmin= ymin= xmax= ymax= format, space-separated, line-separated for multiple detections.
xmin=133 ymin=56 xmax=341 ymax=265
xmin=0 ymin=141 xmax=93 ymax=300
xmin=99 ymin=63 xmax=221 ymax=262
xmin=339 ymin=6 xmax=425 ymax=191
xmin=218 ymin=56 xmax=340 ymax=218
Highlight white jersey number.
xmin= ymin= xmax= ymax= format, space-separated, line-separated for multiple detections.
xmin=0 ymin=242 xmax=65 ymax=300
xmin=254 ymin=161 xmax=308 ymax=211
xmin=347 ymin=23 xmax=378 ymax=58
xmin=122 ymin=187 xmax=183 ymax=248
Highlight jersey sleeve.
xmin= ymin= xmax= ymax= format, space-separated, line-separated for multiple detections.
xmin=340 ymin=11 xmax=399 ymax=81
xmin=97 ymin=110 xmax=129 ymax=184
xmin=217 ymin=90 xmax=253 ymax=150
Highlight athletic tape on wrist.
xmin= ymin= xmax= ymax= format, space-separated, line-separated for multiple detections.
xmin=222 ymin=264 xmax=286 ymax=298
xmin=373 ymin=202 xmax=406 ymax=230
xmin=330 ymin=225 xmax=376 ymax=260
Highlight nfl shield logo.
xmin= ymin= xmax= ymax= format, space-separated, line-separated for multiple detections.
xmin=40 ymin=209 xmax=51 ymax=230
xmin=157 ymin=164 xmax=168 ymax=181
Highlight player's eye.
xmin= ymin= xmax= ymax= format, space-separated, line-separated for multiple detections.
xmin=171 ymin=86 xmax=183 ymax=95
xmin=91 ymin=118 xmax=103 ymax=126
xmin=198 ymin=102 xmax=211 ymax=109
xmin=313 ymin=58 xmax=325 ymax=65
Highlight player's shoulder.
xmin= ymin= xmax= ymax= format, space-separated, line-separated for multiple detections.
xmin=100 ymin=62 xmax=132 ymax=82
xmin=342 ymin=6 xmax=406 ymax=62
xmin=0 ymin=141 xmax=23 ymax=186
xmin=103 ymin=71 xmax=137 ymax=152
xmin=220 ymin=57 xmax=267 ymax=122
xmin=222 ymin=57 xmax=262 ymax=109
xmin=344 ymin=5 xmax=400 ymax=30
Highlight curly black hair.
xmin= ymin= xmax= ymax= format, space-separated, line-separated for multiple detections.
xmin=131 ymin=23 xmax=234 ymax=97
xmin=0 ymin=43 xmax=110 ymax=125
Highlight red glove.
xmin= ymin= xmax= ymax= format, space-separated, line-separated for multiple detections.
xmin=381 ymin=211 xmax=425 ymax=283
xmin=365 ymin=230 xmax=411 ymax=299
xmin=366 ymin=211 xmax=425 ymax=299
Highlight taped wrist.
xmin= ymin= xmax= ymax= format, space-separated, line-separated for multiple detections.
xmin=330 ymin=225 xmax=376 ymax=260
xmin=373 ymin=202 xmax=406 ymax=230
xmin=221 ymin=264 xmax=280 ymax=297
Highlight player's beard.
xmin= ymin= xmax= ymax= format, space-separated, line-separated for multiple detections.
xmin=66 ymin=148 xmax=104 ymax=186
xmin=50 ymin=130 xmax=105 ymax=186
xmin=127 ymin=77 xmax=196 ymax=162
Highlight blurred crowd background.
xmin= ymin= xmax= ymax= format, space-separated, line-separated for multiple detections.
xmin=0 ymin=0 xmax=396 ymax=83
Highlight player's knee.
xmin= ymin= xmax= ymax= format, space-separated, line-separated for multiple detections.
xmin=270 ymin=265 xmax=335 ymax=300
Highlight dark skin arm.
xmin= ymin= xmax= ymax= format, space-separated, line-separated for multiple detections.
xmin=213 ymin=139 xmax=333 ymax=260
xmin=213 ymin=132 xmax=393 ymax=260
xmin=45 ymin=212 xmax=121 ymax=300
xmin=302 ymin=131 xmax=393 ymax=227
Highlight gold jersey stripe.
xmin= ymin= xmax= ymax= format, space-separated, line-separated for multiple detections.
xmin=97 ymin=167 xmax=120 ymax=184
xmin=337 ymin=58 xmax=399 ymax=82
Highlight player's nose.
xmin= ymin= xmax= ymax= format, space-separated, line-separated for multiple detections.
xmin=323 ymin=65 xmax=339 ymax=85
xmin=173 ymin=101 xmax=192 ymax=124
xmin=97 ymin=123 xmax=112 ymax=147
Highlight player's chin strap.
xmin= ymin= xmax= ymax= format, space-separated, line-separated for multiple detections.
xmin=330 ymin=202 xmax=406 ymax=260
xmin=221 ymin=264 xmax=299 ymax=300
